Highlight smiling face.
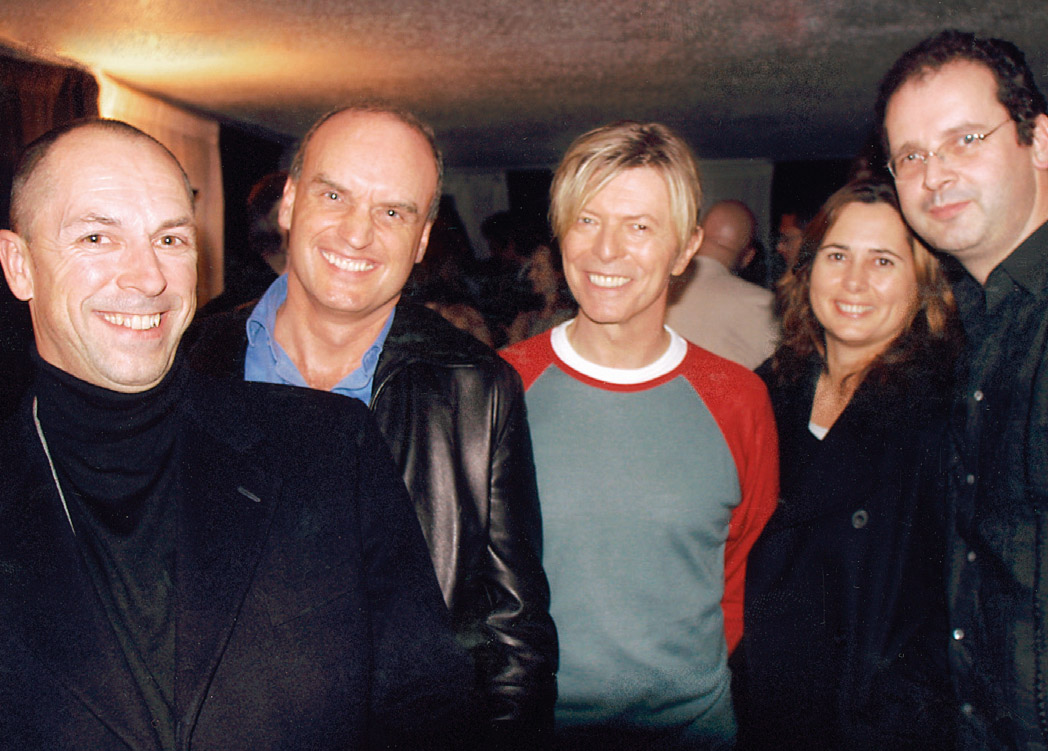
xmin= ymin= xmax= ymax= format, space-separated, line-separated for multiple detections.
xmin=808 ymin=201 xmax=918 ymax=364
xmin=560 ymin=166 xmax=700 ymax=341
xmin=280 ymin=110 xmax=437 ymax=327
xmin=884 ymin=60 xmax=1048 ymax=282
xmin=0 ymin=128 xmax=197 ymax=392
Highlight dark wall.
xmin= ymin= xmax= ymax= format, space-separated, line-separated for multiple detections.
xmin=218 ymin=123 xmax=290 ymax=293
xmin=507 ymin=169 xmax=553 ymax=234
xmin=0 ymin=50 xmax=99 ymax=418
xmin=770 ymin=159 xmax=851 ymax=228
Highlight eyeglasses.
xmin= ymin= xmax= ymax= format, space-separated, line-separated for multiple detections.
xmin=887 ymin=119 xmax=1013 ymax=180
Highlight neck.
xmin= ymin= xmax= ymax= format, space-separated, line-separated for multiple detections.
xmin=698 ymin=250 xmax=734 ymax=272
xmin=275 ymin=286 xmax=396 ymax=391
xmin=810 ymin=342 xmax=873 ymax=430
xmin=965 ymin=243 xmax=1025 ymax=286
xmin=823 ymin=339 xmax=877 ymax=392
xmin=567 ymin=313 xmax=670 ymax=369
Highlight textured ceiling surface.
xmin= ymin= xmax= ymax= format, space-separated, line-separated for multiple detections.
xmin=2 ymin=0 xmax=1046 ymax=167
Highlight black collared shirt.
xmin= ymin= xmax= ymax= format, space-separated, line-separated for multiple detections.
xmin=947 ymin=219 xmax=1048 ymax=750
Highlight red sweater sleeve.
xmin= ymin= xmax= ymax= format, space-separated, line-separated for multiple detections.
xmin=679 ymin=344 xmax=779 ymax=653
xmin=500 ymin=331 xmax=555 ymax=389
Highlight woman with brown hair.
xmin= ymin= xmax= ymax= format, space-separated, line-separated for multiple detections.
xmin=737 ymin=180 xmax=961 ymax=750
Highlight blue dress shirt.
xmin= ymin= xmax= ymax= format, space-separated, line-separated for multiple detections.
xmin=243 ymin=275 xmax=393 ymax=404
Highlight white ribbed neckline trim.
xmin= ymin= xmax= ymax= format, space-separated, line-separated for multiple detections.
xmin=549 ymin=319 xmax=688 ymax=385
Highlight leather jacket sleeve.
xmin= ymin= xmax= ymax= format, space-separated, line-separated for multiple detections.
xmin=475 ymin=364 xmax=558 ymax=744
xmin=368 ymin=307 xmax=557 ymax=748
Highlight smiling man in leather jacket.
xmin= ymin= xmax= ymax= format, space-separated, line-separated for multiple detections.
xmin=185 ymin=104 xmax=557 ymax=749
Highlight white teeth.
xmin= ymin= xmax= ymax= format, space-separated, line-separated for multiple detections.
xmin=589 ymin=273 xmax=629 ymax=288
xmin=837 ymin=303 xmax=873 ymax=314
xmin=322 ymin=251 xmax=375 ymax=272
xmin=102 ymin=313 xmax=162 ymax=330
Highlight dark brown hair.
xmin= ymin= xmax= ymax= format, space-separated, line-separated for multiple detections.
xmin=876 ymin=30 xmax=1047 ymax=152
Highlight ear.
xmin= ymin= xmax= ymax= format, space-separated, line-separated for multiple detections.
xmin=0 ymin=229 xmax=34 ymax=301
xmin=738 ymin=244 xmax=757 ymax=272
xmin=670 ymin=227 xmax=703 ymax=277
xmin=1031 ymin=113 xmax=1048 ymax=170
xmin=414 ymin=219 xmax=433 ymax=264
xmin=277 ymin=177 xmax=297 ymax=233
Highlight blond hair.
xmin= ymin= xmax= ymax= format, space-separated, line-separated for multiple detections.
xmin=549 ymin=121 xmax=702 ymax=251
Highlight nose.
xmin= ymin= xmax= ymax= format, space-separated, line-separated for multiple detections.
xmin=116 ymin=241 xmax=168 ymax=297
xmin=337 ymin=204 xmax=374 ymax=248
xmin=922 ymin=152 xmax=956 ymax=191
xmin=842 ymin=258 xmax=868 ymax=292
xmin=592 ymin=226 xmax=622 ymax=263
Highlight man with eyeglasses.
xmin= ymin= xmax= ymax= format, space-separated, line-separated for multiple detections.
xmin=877 ymin=30 xmax=1048 ymax=750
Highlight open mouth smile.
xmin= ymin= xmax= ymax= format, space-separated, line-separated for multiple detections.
xmin=101 ymin=312 xmax=162 ymax=330
xmin=322 ymin=251 xmax=375 ymax=272
xmin=589 ymin=273 xmax=629 ymax=288
xmin=835 ymin=302 xmax=873 ymax=315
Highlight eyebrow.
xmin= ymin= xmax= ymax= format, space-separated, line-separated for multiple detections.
xmin=893 ymin=121 xmax=996 ymax=152
xmin=819 ymin=242 xmax=904 ymax=259
xmin=156 ymin=216 xmax=195 ymax=232
xmin=579 ymin=209 xmax=659 ymax=224
xmin=871 ymin=247 xmax=905 ymax=259
xmin=74 ymin=213 xmax=119 ymax=227
xmin=66 ymin=214 xmax=195 ymax=234
xmin=312 ymin=174 xmax=420 ymax=216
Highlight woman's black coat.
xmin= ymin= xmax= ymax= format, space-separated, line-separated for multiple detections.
xmin=736 ymin=360 xmax=955 ymax=750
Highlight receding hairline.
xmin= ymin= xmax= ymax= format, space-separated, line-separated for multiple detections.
xmin=289 ymin=104 xmax=443 ymax=221
xmin=11 ymin=120 xmax=194 ymax=237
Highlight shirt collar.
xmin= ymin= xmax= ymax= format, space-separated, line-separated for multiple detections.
xmin=550 ymin=318 xmax=688 ymax=385
xmin=952 ymin=219 xmax=1048 ymax=316
xmin=985 ymin=219 xmax=1048 ymax=306
xmin=244 ymin=274 xmax=395 ymax=402
xmin=246 ymin=273 xmax=288 ymax=348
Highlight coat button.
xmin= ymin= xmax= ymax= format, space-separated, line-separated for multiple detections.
xmin=851 ymin=509 xmax=869 ymax=529
xmin=961 ymin=702 xmax=974 ymax=716
xmin=953 ymin=628 xmax=965 ymax=640
xmin=967 ymin=550 xmax=977 ymax=562
xmin=973 ymin=390 xmax=984 ymax=402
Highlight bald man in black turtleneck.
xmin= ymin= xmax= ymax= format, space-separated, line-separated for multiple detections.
xmin=0 ymin=119 xmax=473 ymax=750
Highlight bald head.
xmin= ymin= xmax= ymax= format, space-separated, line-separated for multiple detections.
xmin=696 ymin=200 xmax=756 ymax=272
xmin=10 ymin=119 xmax=193 ymax=241
xmin=290 ymin=103 xmax=443 ymax=221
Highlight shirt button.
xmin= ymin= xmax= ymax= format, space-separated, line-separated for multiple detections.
xmin=973 ymin=390 xmax=984 ymax=402
xmin=967 ymin=550 xmax=977 ymax=563
xmin=953 ymin=628 xmax=965 ymax=640
xmin=851 ymin=509 xmax=869 ymax=529
xmin=966 ymin=474 xmax=976 ymax=485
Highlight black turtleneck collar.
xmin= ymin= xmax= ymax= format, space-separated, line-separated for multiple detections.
xmin=31 ymin=350 xmax=188 ymax=533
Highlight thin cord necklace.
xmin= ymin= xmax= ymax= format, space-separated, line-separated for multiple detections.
xmin=32 ymin=396 xmax=76 ymax=536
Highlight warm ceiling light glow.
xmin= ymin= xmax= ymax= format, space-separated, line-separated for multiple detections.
xmin=63 ymin=33 xmax=249 ymax=85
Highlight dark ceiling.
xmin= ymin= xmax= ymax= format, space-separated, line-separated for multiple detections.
xmin=2 ymin=0 xmax=1046 ymax=167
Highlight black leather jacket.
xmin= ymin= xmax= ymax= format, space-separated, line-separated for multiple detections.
xmin=184 ymin=302 xmax=557 ymax=747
